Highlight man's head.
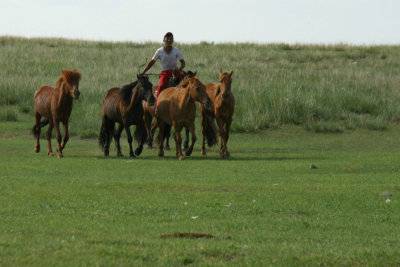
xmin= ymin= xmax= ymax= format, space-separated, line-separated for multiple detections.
xmin=163 ymin=32 xmax=174 ymax=46
xmin=164 ymin=32 xmax=173 ymax=41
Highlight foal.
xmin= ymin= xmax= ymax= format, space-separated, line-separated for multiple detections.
xmin=32 ymin=69 xmax=81 ymax=158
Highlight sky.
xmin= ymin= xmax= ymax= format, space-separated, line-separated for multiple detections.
xmin=1 ymin=0 xmax=399 ymax=45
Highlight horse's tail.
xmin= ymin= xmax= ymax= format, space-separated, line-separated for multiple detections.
xmin=31 ymin=118 xmax=49 ymax=138
xmin=98 ymin=115 xmax=115 ymax=151
xmin=203 ymin=113 xmax=218 ymax=147
xmin=134 ymin=121 xmax=147 ymax=144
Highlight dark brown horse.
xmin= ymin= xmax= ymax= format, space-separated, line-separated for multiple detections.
xmin=143 ymin=71 xmax=195 ymax=150
xmin=99 ymin=75 xmax=155 ymax=157
xmin=32 ymin=69 xmax=81 ymax=158
xmin=155 ymin=75 xmax=212 ymax=160
xmin=200 ymin=69 xmax=235 ymax=158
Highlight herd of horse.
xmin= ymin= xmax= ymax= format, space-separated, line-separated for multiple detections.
xmin=31 ymin=69 xmax=235 ymax=160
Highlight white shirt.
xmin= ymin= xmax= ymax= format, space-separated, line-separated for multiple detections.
xmin=152 ymin=47 xmax=184 ymax=71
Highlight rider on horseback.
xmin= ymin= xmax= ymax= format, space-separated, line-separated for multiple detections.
xmin=140 ymin=32 xmax=186 ymax=111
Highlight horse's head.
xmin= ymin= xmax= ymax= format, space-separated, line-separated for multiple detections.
xmin=219 ymin=69 xmax=233 ymax=101
xmin=178 ymin=70 xmax=197 ymax=88
xmin=61 ymin=69 xmax=81 ymax=99
xmin=187 ymin=76 xmax=212 ymax=108
xmin=137 ymin=74 xmax=155 ymax=106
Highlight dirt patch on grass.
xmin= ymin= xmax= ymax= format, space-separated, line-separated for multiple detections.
xmin=161 ymin=232 xmax=214 ymax=239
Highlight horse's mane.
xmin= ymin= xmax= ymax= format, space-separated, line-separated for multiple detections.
xmin=56 ymin=70 xmax=81 ymax=88
xmin=119 ymin=81 xmax=138 ymax=106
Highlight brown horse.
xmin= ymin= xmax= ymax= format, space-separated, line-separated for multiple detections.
xmin=143 ymin=71 xmax=195 ymax=150
xmin=31 ymin=69 xmax=81 ymax=158
xmin=200 ymin=69 xmax=235 ymax=158
xmin=155 ymin=75 xmax=212 ymax=160
xmin=99 ymin=75 xmax=155 ymax=157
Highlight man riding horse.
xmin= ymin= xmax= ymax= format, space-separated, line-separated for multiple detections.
xmin=140 ymin=32 xmax=186 ymax=114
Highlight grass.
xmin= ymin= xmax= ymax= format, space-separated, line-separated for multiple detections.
xmin=1 ymin=117 xmax=400 ymax=265
xmin=1 ymin=37 xmax=400 ymax=135
xmin=2 ymin=36 xmax=400 ymax=265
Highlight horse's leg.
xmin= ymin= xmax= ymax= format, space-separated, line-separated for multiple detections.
xmin=183 ymin=127 xmax=189 ymax=152
xmin=144 ymin=111 xmax=153 ymax=148
xmin=124 ymin=124 xmax=135 ymax=158
xmin=102 ymin=117 xmax=114 ymax=157
xmin=60 ymin=120 xmax=69 ymax=151
xmin=217 ymin=117 xmax=226 ymax=158
xmin=224 ymin=118 xmax=232 ymax=158
xmin=174 ymin=123 xmax=184 ymax=160
xmin=200 ymin=112 xmax=207 ymax=155
xmin=158 ymin=122 xmax=165 ymax=157
xmin=150 ymin=119 xmax=160 ymax=150
xmin=34 ymin=112 xmax=41 ymax=153
xmin=115 ymin=123 xmax=124 ymax=157
xmin=46 ymin=120 xmax=54 ymax=157
xmin=185 ymin=124 xmax=196 ymax=157
xmin=164 ymin=124 xmax=171 ymax=151
xmin=134 ymin=121 xmax=146 ymax=156
xmin=54 ymin=120 xmax=63 ymax=158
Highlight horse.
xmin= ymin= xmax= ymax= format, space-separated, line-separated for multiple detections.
xmin=143 ymin=71 xmax=196 ymax=150
xmin=31 ymin=69 xmax=81 ymax=158
xmin=155 ymin=75 xmax=212 ymax=160
xmin=200 ymin=69 xmax=235 ymax=158
xmin=99 ymin=75 xmax=155 ymax=157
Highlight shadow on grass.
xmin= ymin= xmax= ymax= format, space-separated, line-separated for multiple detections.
xmin=84 ymin=154 xmax=326 ymax=161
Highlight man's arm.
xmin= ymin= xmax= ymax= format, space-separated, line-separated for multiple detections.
xmin=140 ymin=59 xmax=155 ymax=75
xmin=178 ymin=59 xmax=185 ymax=73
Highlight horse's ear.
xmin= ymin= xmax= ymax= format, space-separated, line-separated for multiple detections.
xmin=137 ymin=74 xmax=140 ymax=79
xmin=219 ymin=68 xmax=223 ymax=74
xmin=229 ymin=69 xmax=234 ymax=77
xmin=182 ymin=71 xmax=187 ymax=76
xmin=193 ymin=70 xmax=197 ymax=76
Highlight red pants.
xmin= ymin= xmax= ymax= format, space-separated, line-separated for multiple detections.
xmin=156 ymin=70 xmax=181 ymax=106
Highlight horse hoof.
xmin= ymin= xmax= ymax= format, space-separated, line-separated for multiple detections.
xmin=135 ymin=148 xmax=143 ymax=156
xmin=57 ymin=154 xmax=63 ymax=158
xmin=185 ymin=150 xmax=193 ymax=157
xmin=225 ymin=152 xmax=231 ymax=158
xmin=165 ymin=146 xmax=170 ymax=151
xmin=178 ymin=156 xmax=185 ymax=160
xmin=35 ymin=147 xmax=40 ymax=153
xmin=117 ymin=153 xmax=124 ymax=157
xmin=48 ymin=152 xmax=54 ymax=157
xmin=158 ymin=151 xmax=164 ymax=157
xmin=201 ymin=151 xmax=207 ymax=156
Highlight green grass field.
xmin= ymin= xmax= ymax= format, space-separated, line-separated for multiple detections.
xmin=1 ymin=116 xmax=400 ymax=265
xmin=2 ymin=37 xmax=400 ymax=265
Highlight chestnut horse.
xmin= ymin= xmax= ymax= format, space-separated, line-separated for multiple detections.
xmin=142 ymin=74 xmax=184 ymax=149
xmin=155 ymin=75 xmax=212 ymax=160
xmin=200 ymin=69 xmax=235 ymax=158
xmin=143 ymin=71 xmax=196 ymax=150
xmin=99 ymin=75 xmax=155 ymax=157
xmin=31 ymin=69 xmax=81 ymax=158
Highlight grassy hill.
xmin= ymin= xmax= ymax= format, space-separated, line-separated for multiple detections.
xmin=1 ymin=36 xmax=400 ymax=136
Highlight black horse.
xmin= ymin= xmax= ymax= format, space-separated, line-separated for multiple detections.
xmin=99 ymin=75 xmax=155 ymax=157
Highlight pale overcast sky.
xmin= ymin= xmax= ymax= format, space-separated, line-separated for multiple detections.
xmin=0 ymin=0 xmax=399 ymax=45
